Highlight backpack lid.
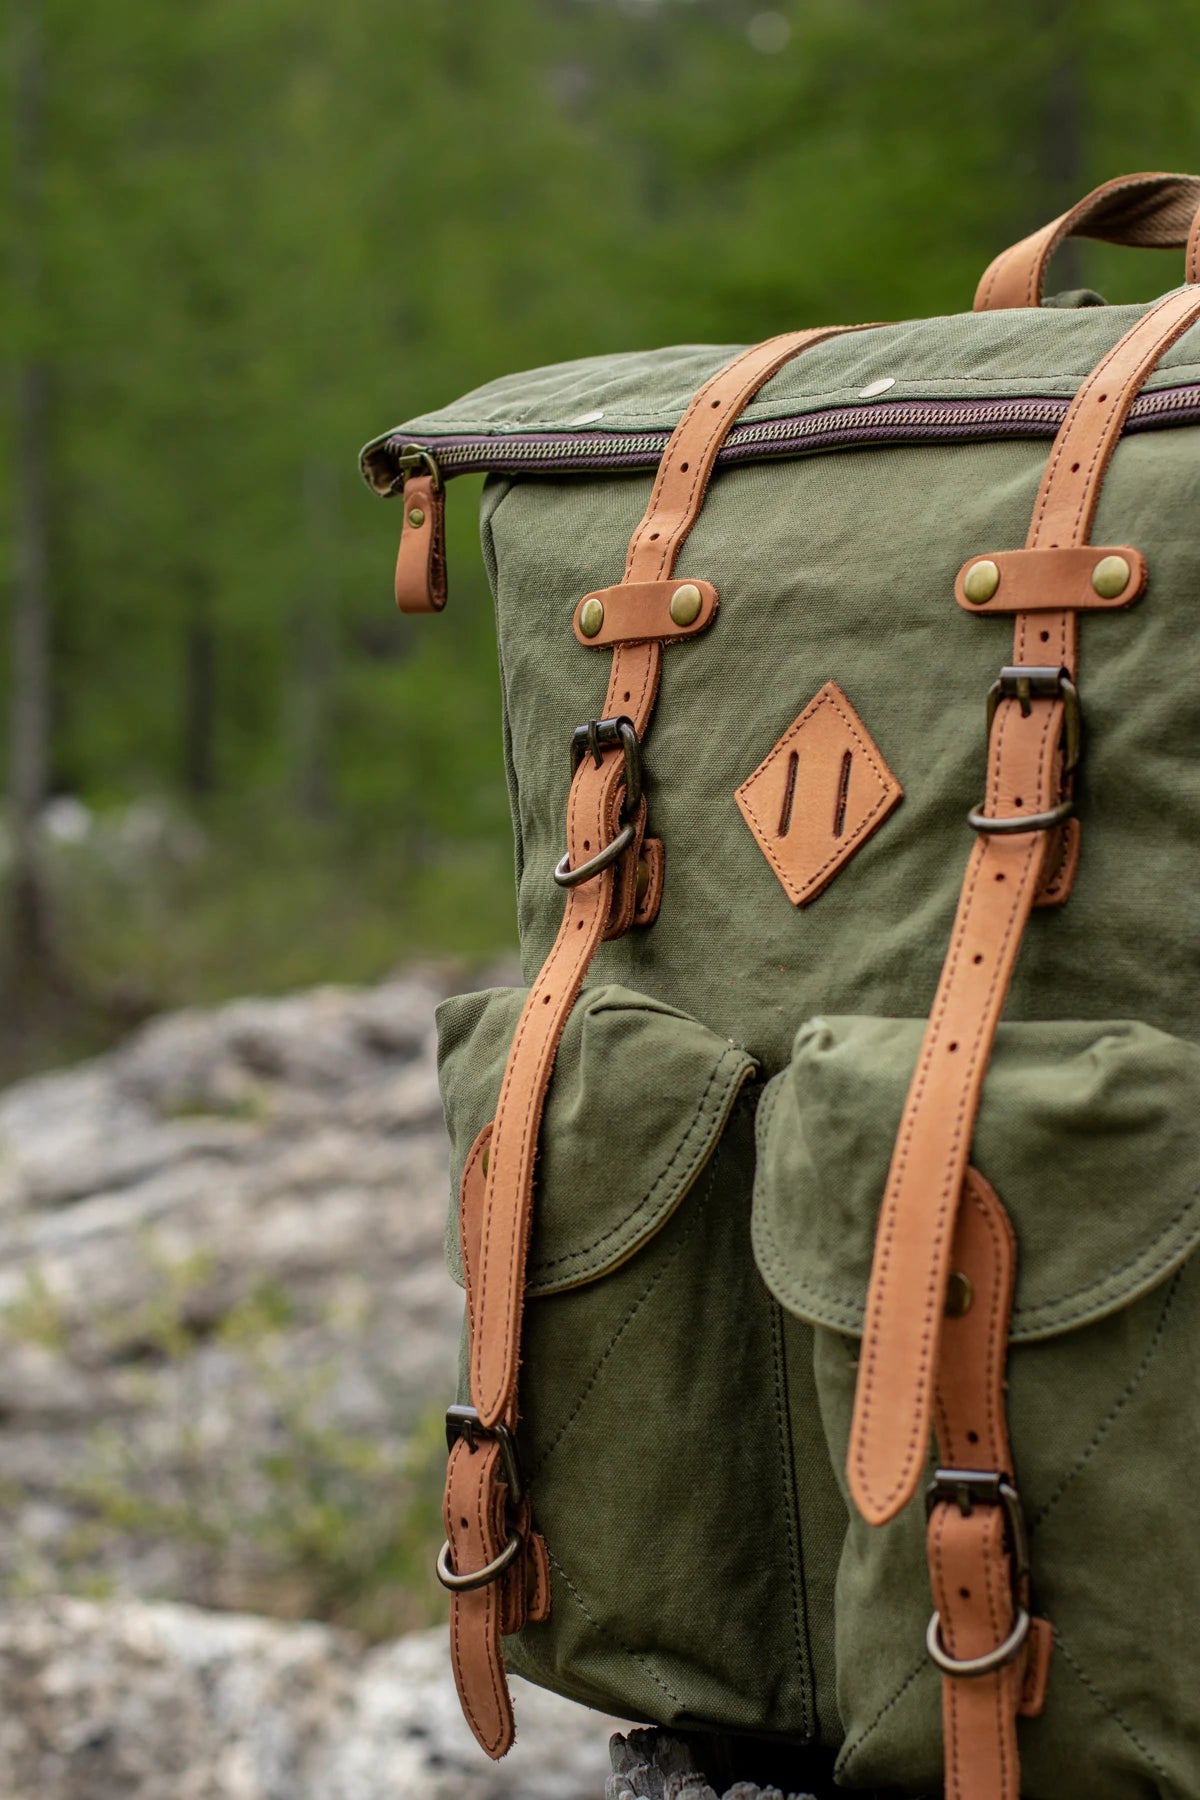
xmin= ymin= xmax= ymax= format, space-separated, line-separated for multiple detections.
xmin=361 ymin=293 xmax=1200 ymax=494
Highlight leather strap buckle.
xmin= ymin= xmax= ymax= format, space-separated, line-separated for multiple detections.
xmin=926 ymin=1468 xmax=1029 ymax=1580
xmin=435 ymin=1405 xmax=526 ymax=1594
xmin=968 ymin=666 xmax=1081 ymax=835
xmin=444 ymin=1404 xmax=524 ymax=1505
xmin=925 ymin=1467 xmax=1032 ymax=1678
xmin=553 ymin=717 xmax=643 ymax=888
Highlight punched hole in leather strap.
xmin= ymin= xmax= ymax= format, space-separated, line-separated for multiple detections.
xmin=450 ymin=321 xmax=885 ymax=1760
xmin=927 ymin=1172 xmax=1052 ymax=1800
xmin=849 ymin=283 xmax=1200 ymax=1528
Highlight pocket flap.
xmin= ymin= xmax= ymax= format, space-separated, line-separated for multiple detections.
xmin=438 ymin=983 xmax=756 ymax=1294
xmin=754 ymin=1015 xmax=1200 ymax=1341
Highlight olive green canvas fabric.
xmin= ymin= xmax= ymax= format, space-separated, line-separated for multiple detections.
xmin=397 ymin=289 xmax=1200 ymax=1797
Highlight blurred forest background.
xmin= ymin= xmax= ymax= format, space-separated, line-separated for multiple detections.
xmin=4 ymin=0 xmax=1198 ymax=1080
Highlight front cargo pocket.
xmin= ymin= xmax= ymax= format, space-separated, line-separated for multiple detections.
xmin=753 ymin=1014 xmax=1200 ymax=1800
xmin=436 ymin=982 xmax=818 ymax=1740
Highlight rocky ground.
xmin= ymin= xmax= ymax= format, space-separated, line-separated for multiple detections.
xmin=0 ymin=968 xmax=623 ymax=1796
xmin=0 ymin=1601 xmax=618 ymax=1800
xmin=0 ymin=967 xmax=485 ymax=1613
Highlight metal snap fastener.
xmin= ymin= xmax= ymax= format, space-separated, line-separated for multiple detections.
xmin=858 ymin=377 xmax=897 ymax=399
xmin=578 ymin=597 xmax=605 ymax=638
xmin=945 ymin=1271 xmax=974 ymax=1318
xmin=407 ymin=507 xmax=426 ymax=528
xmin=963 ymin=559 xmax=1001 ymax=604
xmin=669 ymin=583 xmax=703 ymax=626
xmin=1092 ymin=553 xmax=1131 ymax=599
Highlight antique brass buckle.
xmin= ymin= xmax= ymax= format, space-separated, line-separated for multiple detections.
xmin=924 ymin=1468 xmax=1032 ymax=1677
xmin=967 ymin=666 xmax=1081 ymax=835
xmin=435 ymin=1405 xmax=524 ymax=1594
xmin=553 ymin=716 xmax=643 ymax=888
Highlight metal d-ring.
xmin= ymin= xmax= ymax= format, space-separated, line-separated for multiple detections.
xmin=436 ymin=1529 xmax=523 ymax=1594
xmin=967 ymin=796 xmax=1075 ymax=835
xmin=926 ymin=1605 xmax=1032 ymax=1679
xmin=552 ymin=819 xmax=637 ymax=888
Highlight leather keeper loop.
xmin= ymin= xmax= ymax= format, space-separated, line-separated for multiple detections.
xmin=573 ymin=578 xmax=718 ymax=648
xmin=956 ymin=546 xmax=1146 ymax=614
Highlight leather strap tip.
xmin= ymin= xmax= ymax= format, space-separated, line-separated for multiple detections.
xmin=1020 ymin=1617 xmax=1055 ymax=1717
xmin=846 ymin=1449 xmax=924 ymax=1528
xmin=394 ymin=473 xmax=448 ymax=614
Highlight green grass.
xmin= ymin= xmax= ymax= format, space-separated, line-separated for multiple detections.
xmin=0 ymin=801 xmax=518 ymax=1082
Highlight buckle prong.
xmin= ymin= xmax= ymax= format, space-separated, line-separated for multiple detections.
xmin=969 ymin=666 xmax=1080 ymax=835
xmin=925 ymin=1467 xmax=1033 ymax=1678
xmin=436 ymin=1405 xmax=526 ymax=1595
xmin=553 ymin=716 xmax=644 ymax=888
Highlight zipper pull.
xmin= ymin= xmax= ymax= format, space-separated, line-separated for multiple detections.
xmin=394 ymin=447 xmax=447 ymax=613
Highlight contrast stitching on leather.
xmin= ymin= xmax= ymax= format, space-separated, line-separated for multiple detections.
xmin=855 ymin=839 xmax=1038 ymax=1512
xmin=737 ymin=685 xmax=900 ymax=897
xmin=1029 ymin=1270 xmax=1182 ymax=1532
xmin=757 ymin=1187 xmax=1199 ymax=1340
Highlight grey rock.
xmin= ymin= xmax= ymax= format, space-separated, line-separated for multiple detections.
xmin=607 ymin=1730 xmax=815 ymax=1800
xmin=0 ymin=968 xmax=513 ymax=1611
xmin=0 ymin=1599 xmax=620 ymax=1800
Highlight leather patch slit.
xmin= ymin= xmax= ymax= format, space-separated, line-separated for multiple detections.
xmin=736 ymin=681 xmax=902 ymax=906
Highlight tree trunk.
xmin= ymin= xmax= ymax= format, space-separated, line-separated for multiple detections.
xmin=9 ymin=0 xmax=54 ymax=985
xmin=181 ymin=574 xmax=217 ymax=800
xmin=288 ymin=460 xmax=338 ymax=820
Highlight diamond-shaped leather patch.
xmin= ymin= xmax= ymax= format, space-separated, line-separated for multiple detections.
xmin=735 ymin=681 xmax=903 ymax=905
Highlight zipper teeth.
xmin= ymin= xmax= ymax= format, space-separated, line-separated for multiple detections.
xmin=381 ymin=383 xmax=1200 ymax=483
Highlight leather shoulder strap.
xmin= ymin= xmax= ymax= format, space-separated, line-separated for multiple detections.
xmin=848 ymin=284 xmax=1200 ymax=1526
xmin=446 ymin=319 xmax=882 ymax=1760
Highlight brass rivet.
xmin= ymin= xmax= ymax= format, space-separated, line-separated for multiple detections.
xmin=945 ymin=1271 xmax=974 ymax=1319
xmin=669 ymin=582 xmax=703 ymax=627
xmin=579 ymin=596 xmax=605 ymax=638
xmin=1092 ymin=553 xmax=1131 ymax=599
xmin=407 ymin=507 xmax=426 ymax=528
xmin=635 ymin=857 xmax=650 ymax=900
xmin=963 ymin=560 xmax=1000 ymax=605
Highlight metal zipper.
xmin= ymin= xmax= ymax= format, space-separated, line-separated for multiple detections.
xmin=373 ymin=381 xmax=1200 ymax=490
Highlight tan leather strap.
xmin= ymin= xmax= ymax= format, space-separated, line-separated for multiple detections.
xmin=975 ymin=171 xmax=1200 ymax=311
xmin=470 ymin=323 xmax=879 ymax=1435
xmin=954 ymin=546 xmax=1146 ymax=615
xmin=572 ymin=577 xmax=719 ymax=648
xmin=394 ymin=469 xmax=447 ymax=612
xmin=927 ymin=1172 xmax=1050 ymax=1800
xmin=848 ymin=284 xmax=1200 ymax=1527
xmin=446 ymin=321 xmax=880 ymax=1758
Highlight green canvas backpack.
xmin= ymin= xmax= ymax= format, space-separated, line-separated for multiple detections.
xmin=361 ymin=172 xmax=1200 ymax=1799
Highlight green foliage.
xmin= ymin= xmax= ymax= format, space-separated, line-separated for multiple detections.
xmin=5 ymin=0 xmax=1200 ymax=1050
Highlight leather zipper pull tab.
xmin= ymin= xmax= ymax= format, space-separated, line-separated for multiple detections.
xmin=394 ymin=451 xmax=447 ymax=613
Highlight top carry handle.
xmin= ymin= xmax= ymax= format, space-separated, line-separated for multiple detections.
xmin=975 ymin=169 xmax=1200 ymax=310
